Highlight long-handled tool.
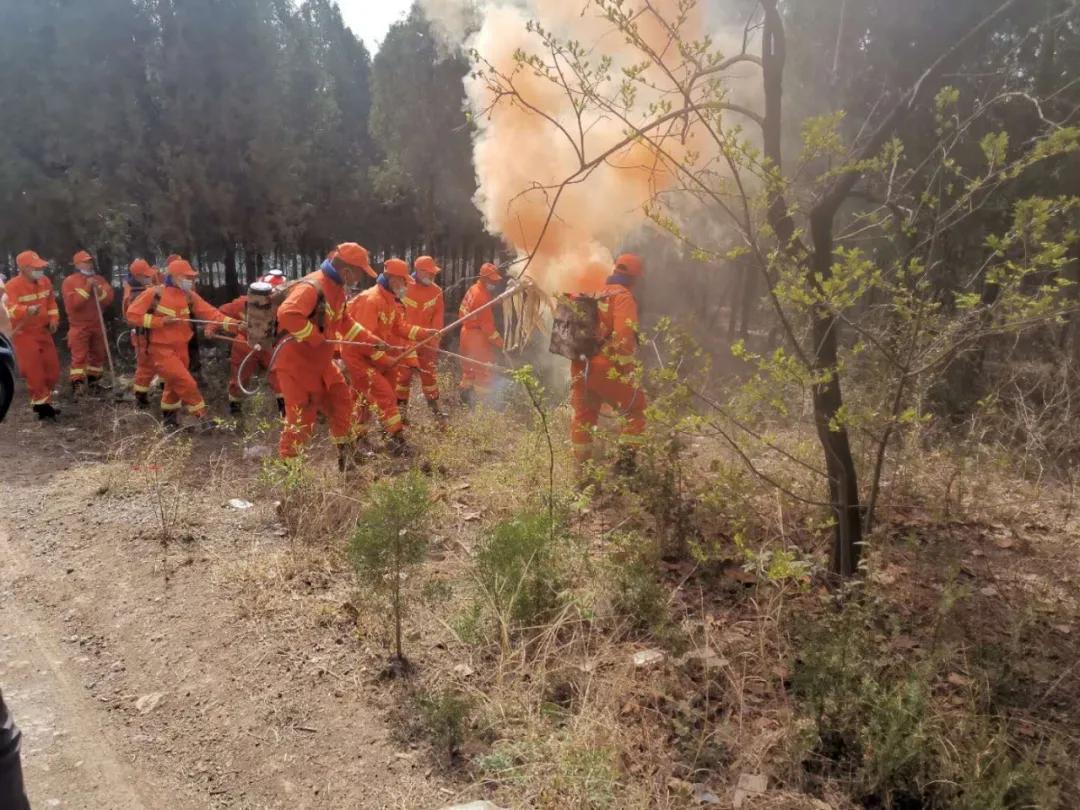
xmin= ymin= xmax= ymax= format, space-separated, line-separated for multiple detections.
xmin=92 ymin=284 xmax=124 ymax=401
xmin=387 ymin=277 xmax=530 ymax=369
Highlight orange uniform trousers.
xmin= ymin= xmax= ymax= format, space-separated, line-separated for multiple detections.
xmin=459 ymin=329 xmax=497 ymax=394
xmin=570 ymin=358 xmax=647 ymax=462
xmin=276 ymin=364 xmax=355 ymax=458
xmin=67 ymin=324 xmax=107 ymax=383
xmin=13 ymin=330 xmax=60 ymax=406
xmin=131 ymin=332 xmax=156 ymax=394
xmin=228 ymin=342 xmax=278 ymax=403
xmin=151 ymin=342 xmax=208 ymax=416
xmin=342 ymin=352 xmax=404 ymax=436
xmin=396 ymin=347 xmax=439 ymax=404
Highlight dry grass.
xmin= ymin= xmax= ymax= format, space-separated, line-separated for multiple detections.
xmin=79 ymin=355 xmax=1080 ymax=809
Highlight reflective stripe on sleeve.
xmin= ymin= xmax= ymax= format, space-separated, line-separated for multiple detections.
xmin=292 ymin=321 xmax=314 ymax=341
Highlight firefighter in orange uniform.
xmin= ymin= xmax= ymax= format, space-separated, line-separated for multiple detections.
xmin=341 ymin=258 xmax=437 ymax=455
xmin=123 ymin=259 xmax=161 ymax=407
xmin=274 ymin=243 xmax=380 ymax=465
xmin=61 ymin=250 xmax=115 ymax=395
xmin=210 ymin=270 xmax=286 ymax=416
xmin=396 ymin=255 xmax=446 ymax=423
xmin=571 ymin=254 xmax=648 ymax=472
xmin=126 ymin=259 xmax=240 ymax=428
xmin=4 ymin=251 xmax=61 ymax=419
xmin=458 ymin=262 xmax=505 ymax=406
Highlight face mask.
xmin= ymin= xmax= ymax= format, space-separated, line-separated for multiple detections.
xmin=392 ymin=283 xmax=407 ymax=298
xmin=31 ymin=270 xmax=45 ymax=281
xmin=418 ymin=276 xmax=433 ymax=286
xmin=486 ymin=282 xmax=499 ymax=293
xmin=178 ymin=279 xmax=194 ymax=292
xmin=79 ymin=267 xmax=94 ymax=276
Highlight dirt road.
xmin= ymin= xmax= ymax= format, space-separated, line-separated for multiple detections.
xmin=0 ymin=395 xmax=448 ymax=809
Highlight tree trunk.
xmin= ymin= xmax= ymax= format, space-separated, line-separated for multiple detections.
xmin=761 ymin=0 xmax=862 ymax=577
xmin=809 ymin=212 xmax=864 ymax=577
xmin=223 ymin=244 xmax=239 ymax=299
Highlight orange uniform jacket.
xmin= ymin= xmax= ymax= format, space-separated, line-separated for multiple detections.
xmin=458 ymin=282 xmax=500 ymax=344
xmin=347 ymin=283 xmax=430 ymax=368
xmin=62 ymin=273 xmax=115 ymax=327
xmin=594 ymin=283 xmax=641 ymax=373
xmin=122 ymin=271 xmax=160 ymax=314
xmin=401 ymin=279 xmax=444 ymax=333
xmin=125 ymin=285 xmax=235 ymax=345
xmin=5 ymin=275 xmax=60 ymax=333
xmin=276 ymin=270 xmax=375 ymax=378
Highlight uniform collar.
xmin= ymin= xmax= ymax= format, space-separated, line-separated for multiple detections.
xmin=320 ymin=259 xmax=343 ymax=286
xmin=606 ymin=273 xmax=635 ymax=289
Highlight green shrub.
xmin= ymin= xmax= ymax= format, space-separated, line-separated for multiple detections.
xmin=474 ymin=509 xmax=567 ymax=644
xmin=791 ymin=598 xmax=1057 ymax=808
xmin=349 ymin=470 xmax=431 ymax=669
xmin=417 ymin=687 xmax=472 ymax=766
xmin=607 ymin=532 xmax=668 ymax=635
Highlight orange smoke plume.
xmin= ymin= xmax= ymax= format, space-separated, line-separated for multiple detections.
xmin=455 ymin=0 xmax=704 ymax=294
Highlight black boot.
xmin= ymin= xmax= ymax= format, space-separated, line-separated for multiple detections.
xmin=135 ymin=391 xmax=151 ymax=409
xmin=87 ymin=375 xmax=106 ymax=394
xmin=397 ymin=400 xmax=410 ymax=427
xmin=71 ymin=379 xmax=85 ymax=399
xmin=389 ymin=433 xmax=411 ymax=457
xmin=229 ymin=400 xmax=243 ymax=416
xmin=338 ymin=442 xmax=362 ymax=472
xmin=162 ymin=411 xmax=180 ymax=429
xmin=276 ymin=397 xmax=286 ymax=418
xmin=33 ymin=403 xmax=60 ymax=421
xmin=427 ymin=397 xmax=448 ymax=425
xmin=460 ymin=388 xmax=474 ymax=408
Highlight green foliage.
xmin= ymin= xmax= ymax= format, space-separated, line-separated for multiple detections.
xmin=416 ymin=687 xmax=472 ymax=765
xmin=607 ymin=532 xmax=668 ymax=635
xmin=369 ymin=6 xmax=480 ymax=241
xmin=474 ymin=509 xmax=567 ymax=640
xmin=791 ymin=598 xmax=1057 ymax=808
xmin=349 ymin=470 xmax=432 ymax=663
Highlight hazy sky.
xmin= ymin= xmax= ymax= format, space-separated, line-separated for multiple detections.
xmin=336 ymin=0 xmax=414 ymax=50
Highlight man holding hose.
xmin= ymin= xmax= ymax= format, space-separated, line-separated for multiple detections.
xmin=274 ymin=242 xmax=383 ymax=467
xmin=126 ymin=259 xmax=240 ymax=429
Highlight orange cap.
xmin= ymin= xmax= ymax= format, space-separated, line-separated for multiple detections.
xmin=614 ymin=253 xmax=644 ymax=277
xmin=414 ymin=255 xmax=441 ymax=275
xmin=479 ymin=262 xmax=502 ymax=282
xmin=165 ymin=254 xmax=182 ymax=265
xmin=334 ymin=242 xmax=374 ymax=275
xmin=73 ymin=249 xmax=94 ymax=265
xmin=17 ymin=250 xmax=48 ymax=269
xmin=129 ymin=258 xmax=154 ymax=278
xmin=383 ymin=258 xmax=410 ymax=279
xmin=166 ymin=259 xmax=198 ymax=279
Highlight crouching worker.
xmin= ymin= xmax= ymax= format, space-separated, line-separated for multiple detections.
xmin=126 ymin=259 xmax=241 ymax=429
xmin=570 ymin=254 xmax=648 ymax=474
